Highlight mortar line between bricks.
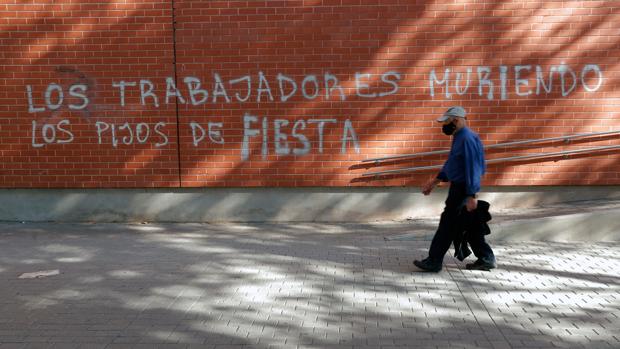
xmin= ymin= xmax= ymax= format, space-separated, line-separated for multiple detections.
xmin=171 ymin=0 xmax=183 ymax=188
xmin=447 ymin=259 xmax=513 ymax=349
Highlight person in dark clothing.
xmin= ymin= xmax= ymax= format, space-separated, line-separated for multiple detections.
xmin=414 ymin=106 xmax=496 ymax=272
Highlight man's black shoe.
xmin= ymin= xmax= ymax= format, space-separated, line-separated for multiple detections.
xmin=465 ymin=259 xmax=496 ymax=271
xmin=414 ymin=258 xmax=442 ymax=272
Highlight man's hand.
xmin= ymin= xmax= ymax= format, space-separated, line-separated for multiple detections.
xmin=466 ymin=196 xmax=478 ymax=212
xmin=422 ymin=178 xmax=440 ymax=196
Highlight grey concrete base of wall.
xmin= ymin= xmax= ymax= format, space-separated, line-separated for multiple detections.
xmin=2 ymin=186 xmax=619 ymax=240
xmin=0 ymin=186 xmax=617 ymax=220
xmin=490 ymin=201 xmax=620 ymax=241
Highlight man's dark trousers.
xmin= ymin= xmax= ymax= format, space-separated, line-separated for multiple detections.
xmin=428 ymin=182 xmax=495 ymax=265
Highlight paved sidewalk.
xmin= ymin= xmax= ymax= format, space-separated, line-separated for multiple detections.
xmin=0 ymin=222 xmax=618 ymax=349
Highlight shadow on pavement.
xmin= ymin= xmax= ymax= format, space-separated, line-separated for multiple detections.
xmin=0 ymin=223 xmax=618 ymax=348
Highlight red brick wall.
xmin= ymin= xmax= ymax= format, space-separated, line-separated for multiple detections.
xmin=1 ymin=0 xmax=619 ymax=188
xmin=0 ymin=0 xmax=178 ymax=188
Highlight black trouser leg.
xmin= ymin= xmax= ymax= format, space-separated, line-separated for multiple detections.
xmin=427 ymin=183 xmax=467 ymax=264
xmin=465 ymin=230 xmax=496 ymax=263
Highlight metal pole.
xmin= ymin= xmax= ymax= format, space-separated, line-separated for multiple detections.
xmin=361 ymin=130 xmax=620 ymax=164
xmin=361 ymin=144 xmax=620 ymax=177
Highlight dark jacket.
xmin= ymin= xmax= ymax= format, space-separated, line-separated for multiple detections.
xmin=453 ymin=200 xmax=491 ymax=261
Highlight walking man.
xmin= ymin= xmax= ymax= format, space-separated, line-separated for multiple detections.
xmin=414 ymin=106 xmax=496 ymax=272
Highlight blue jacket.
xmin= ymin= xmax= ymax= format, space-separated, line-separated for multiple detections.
xmin=436 ymin=127 xmax=486 ymax=196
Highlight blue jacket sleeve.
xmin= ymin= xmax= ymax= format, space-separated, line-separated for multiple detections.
xmin=463 ymin=137 xmax=485 ymax=196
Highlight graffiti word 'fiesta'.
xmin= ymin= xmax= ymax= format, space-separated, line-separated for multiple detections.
xmin=429 ymin=64 xmax=603 ymax=100
xmin=26 ymin=71 xmax=401 ymax=112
